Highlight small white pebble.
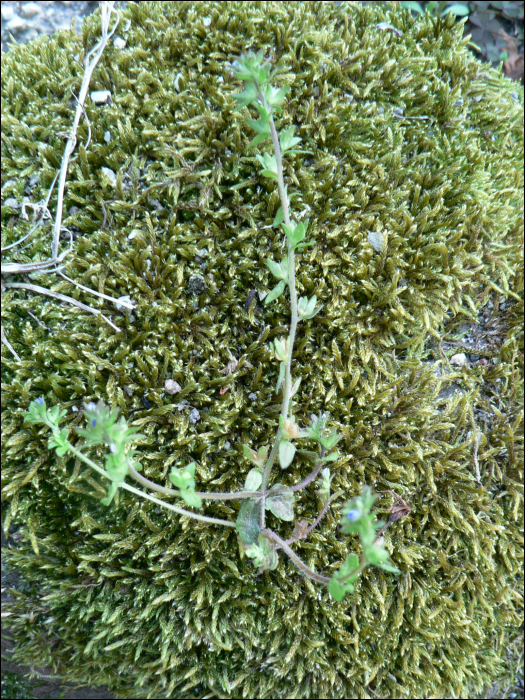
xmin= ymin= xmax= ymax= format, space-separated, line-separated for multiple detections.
xmin=450 ymin=353 xmax=468 ymax=367
xmin=174 ymin=73 xmax=183 ymax=92
xmin=165 ymin=379 xmax=182 ymax=395
xmin=113 ymin=36 xmax=126 ymax=50
xmin=189 ymin=408 xmax=200 ymax=424
xmin=104 ymin=130 xmax=111 ymax=143
xmin=3 ymin=198 xmax=20 ymax=209
xmin=91 ymin=90 xmax=112 ymax=104
xmin=115 ymin=295 xmax=133 ymax=311
xmin=100 ymin=167 xmax=117 ymax=185
xmin=6 ymin=16 xmax=27 ymax=34
xmin=203 ymin=17 xmax=212 ymax=27
xmin=368 ymin=231 xmax=383 ymax=252
xmin=20 ymin=2 xmax=41 ymax=18
xmin=1 ymin=6 xmax=15 ymax=20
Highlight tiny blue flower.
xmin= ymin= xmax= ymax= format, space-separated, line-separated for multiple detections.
xmin=91 ymin=419 xmax=97 ymax=427
xmin=347 ymin=509 xmax=361 ymax=521
xmin=36 ymin=397 xmax=44 ymax=405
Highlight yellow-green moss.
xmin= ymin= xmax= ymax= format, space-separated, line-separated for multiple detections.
xmin=1 ymin=2 xmax=523 ymax=698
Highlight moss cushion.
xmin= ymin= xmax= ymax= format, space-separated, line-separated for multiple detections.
xmin=1 ymin=1 xmax=523 ymax=698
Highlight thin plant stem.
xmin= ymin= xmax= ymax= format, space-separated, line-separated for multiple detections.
xmin=289 ymin=447 xmax=326 ymax=493
xmin=63 ymin=439 xmax=237 ymax=528
xmin=256 ymin=84 xmax=300 ymax=530
xmin=127 ymin=463 xmax=266 ymax=501
xmin=261 ymin=528 xmax=331 ymax=584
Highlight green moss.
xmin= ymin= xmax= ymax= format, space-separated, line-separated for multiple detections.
xmin=1 ymin=1 xmax=523 ymax=698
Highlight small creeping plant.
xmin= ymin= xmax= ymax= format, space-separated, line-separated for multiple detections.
xmin=23 ymin=50 xmax=402 ymax=601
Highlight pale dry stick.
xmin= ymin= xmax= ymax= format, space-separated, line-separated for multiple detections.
xmin=56 ymin=271 xmax=136 ymax=310
xmin=0 ymin=2 xmax=119 ymax=274
xmin=472 ymin=430 xmax=482 ymax=484
xmin=50 ymin=0 xmax=119 ymax=261
xmin=1 ymin=325 xmax=21 ymax=361
xmin=1 ymin=3 xmax=122 ymax=352
xmin=4 ymin=282 xmax=121 ymax=332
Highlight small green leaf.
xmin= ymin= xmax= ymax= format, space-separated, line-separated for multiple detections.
xmin=236 ymin=498 xmax=261 ymax=544
xmin=245 ymin=533 xmax=279 ymax=572
xmin=315 ymin=467 xmax=332 ymax=501
xmin=243 ymin=444 xmax=259 ymax=465
xmin=179 ymin=488 xmax=202 ymax=508
xmin=273 ymin=338 xmax=288 ymax=361
xmin=265 ymin=483 xmax=294 ymax=521
xmin=320 ymin=451 xmax=339 ymax=463
xmin=290 ymin=376 xmax=301 ymax=397
xmin=442 ymin=4 xmax=470 ymax=16
xmin=244 ymin=467 xmax=263 ymax=491
xmin=266 ymin=258 xmax=285 ymax=280
xmin=320 ymin=429 xmax=343 ymax=450
xmin=279 ymin=440 xmax=296 ymax=469
xmin=264 ymin=280 xmax=286 ymax=305
xmin=339 ymin=552 xmax=360 ymax=580
xmin=273 ymin=207 xmax=284 ymax=227
xmin=329 ymin=577 xmax=352 ymax=601
xmin=100 ymin=482 xmax=119 ymax=507
xmin=375 ymin=561 xmax=402 ymax=574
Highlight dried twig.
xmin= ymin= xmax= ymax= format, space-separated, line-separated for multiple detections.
xmin=1 ymin=2 xmax=119 ymax=275
xmin=56 ymin=271 xmax=135 ymax=310
xmin=1 ymin=325 xmax=21 ymax=361
xmin=3 ymin=281 xmax=121 ymax=332
xmin=1 ymin=2 xmax=123 ymax=344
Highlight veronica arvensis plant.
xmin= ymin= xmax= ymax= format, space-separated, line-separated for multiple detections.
xmin=23 ymin=50 xmax=402 ymax=602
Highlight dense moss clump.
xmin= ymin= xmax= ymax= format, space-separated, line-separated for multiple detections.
xmin=1 ymin=1 xmax=523 ymax=698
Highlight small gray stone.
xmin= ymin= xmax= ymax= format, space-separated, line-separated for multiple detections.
xmin=6 ymin=16 xmax=27 ymax=34
xmin=3 ymin=198 xmax=20 ymax=209
xmin=187 ymin=274 xmax=207 ymax=294
xmin=20 ymin=2 xmax=41 ymax=18
xmin=368 ymin=231 xmax=383 ymax=253
xmin=113 ymin=36 xmax=126 ymax=50
xmin=164 ymin=379 xmax=182 ymax=395
xmin=1 ymin=6 xmax=15 ymax=20
xmin=115 ymin=295 xmax=133 ymax=311
xmin=189 ymin=408 xmax=200 ymax=424
xmin=104 ymin=130 xmax=112 ymax=143
xmin=248 ymin=392 xmax=257 ymax=401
